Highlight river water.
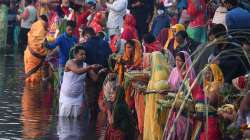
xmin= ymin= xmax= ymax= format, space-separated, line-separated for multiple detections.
xmin=0 ymin=49 xmax=103 ymax=140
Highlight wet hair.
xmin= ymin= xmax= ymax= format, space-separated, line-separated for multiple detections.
xmin=175 ymin=31 xmax=189 ymax=39
xmin=143 ymin=33 xmax=156 ymax=44
xmin=40 ymin=15 xmax=48 ymax=23
xmin=125 ymin=39 xmax=135 ymax=48
xmin=208 ymin=24 xmax=227 ymax=38
xmin=74 ymin=46 xmax=86 ymax=55
xmin=175 ymin=51 xmax=185 ymax=62
xmin=224 ymin=0 xmax=238 ymax=6
xmin=66 ymin=20 xmax=76 ymax=29
xmin=82 ymin=27 xmax=96 ymax=37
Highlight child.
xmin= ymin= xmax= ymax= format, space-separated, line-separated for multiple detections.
xmin=59 ymin=46 xmax=104 ymax=118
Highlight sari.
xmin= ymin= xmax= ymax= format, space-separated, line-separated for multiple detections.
xmin=117 ymin=39 xmax=142 ymax=86
xmin=164 ymin=24 xmax=185 ymax=50
xmin=24 ymin=19 xmax=48 ymax=83
xmin=204 ymin=64 xmax=224 ymax=94
xmin=199 ymin=64 xmax=224 ymax=140
xmin=118 ymin=40 xmax=142 ymax=108
xmin=163 ymin=51 xmax=201 ymax=140
xmin=121 ymin=14 xmax=138 ymax=41
xmin=0 ymin=4 xmax=8 ymax=48
xmin=144 ymin=51 xmax=171 ymax=140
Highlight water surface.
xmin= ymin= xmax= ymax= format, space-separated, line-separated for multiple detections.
xmin=0 ymin=49 xmax=101 ymax=140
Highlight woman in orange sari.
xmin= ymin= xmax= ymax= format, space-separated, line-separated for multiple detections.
xmin=116 ymin=39 xmax=142 ymax=108
xmin=24 ymin=15 xmax=48 ymax=83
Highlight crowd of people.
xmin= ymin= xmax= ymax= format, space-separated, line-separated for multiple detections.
xmin=1 ymin=0 xmax=250 ymax=139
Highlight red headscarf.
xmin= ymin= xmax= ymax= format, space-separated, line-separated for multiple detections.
xmin=90 ymin=12 xmax=104 ymax=33
xmin=121 ymin=14 xmax=138 ymax=41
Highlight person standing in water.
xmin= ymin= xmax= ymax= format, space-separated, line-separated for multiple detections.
xmin=59 ymin=46 xmax=104 ymax=118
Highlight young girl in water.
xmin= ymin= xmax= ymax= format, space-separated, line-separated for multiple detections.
xmin=59 ymin=46 xmax=104 ymax=118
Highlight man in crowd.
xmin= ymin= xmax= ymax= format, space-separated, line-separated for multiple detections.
xmin=82 ymin=27 xmax=112 ymax=120
xmin=47 ymin=20 xmax=78 ymax=84
xmin=224 ymin=0 xmax=250 ymax=32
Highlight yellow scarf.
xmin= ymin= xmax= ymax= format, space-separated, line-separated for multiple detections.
xmin=164 ymin=24 xmax=185 ymax=49
xmin=204 ymin=64 xmax=224 ymax=94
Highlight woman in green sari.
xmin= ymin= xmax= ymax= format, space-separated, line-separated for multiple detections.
xmin=0 ymin=1 xmax=8 ymax=48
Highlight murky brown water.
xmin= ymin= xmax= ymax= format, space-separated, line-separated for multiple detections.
xmin=0 ymin=49 xmax=104 ymax=140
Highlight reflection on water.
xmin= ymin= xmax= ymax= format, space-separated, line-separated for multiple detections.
xmin=21 ymin=84 xmax=53 ymax=139
xmin=0 ymin=49 xmax=102 ymax=140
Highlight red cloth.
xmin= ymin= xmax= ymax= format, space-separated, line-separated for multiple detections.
xmin=74 ymin=9 xmax=91 ymax=38
xmin=110 ymin=35 xmax=119 ymax=53
xmin=121 ymin=14 xmax=138 ymax=41
xmin=143 ymin=40 xmax=161 ymax=53
xmin=156 ymin=28 xmax=169 ymax=47
xmin=90 ymin=12 xmax=104 ymax=33
xmin=199 ymin=116 xmax=222 ymax=140
xmin=187 ymin=0 xmax=206 ymax=27
xmin=190 ymin=80 xmax=205 ymax=101
xmin=61 ymin=6 xmax=70 ymax=16
xmin=105 ymin=126 xmax=125 ymax=140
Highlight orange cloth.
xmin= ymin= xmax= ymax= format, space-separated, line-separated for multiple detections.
xmin=24 ymin=19 xmax=48 ymax=83
xmin=116 ymin=39 xmax=142 ymax=85
xmin=116 ymin=40 xmax=142 ymax=108
xmin=134 ymin=91 xmax=145 ymax=134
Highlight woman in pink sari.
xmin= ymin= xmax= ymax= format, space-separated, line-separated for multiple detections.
xmin=163 ymin=51 xmax=204 ymax=140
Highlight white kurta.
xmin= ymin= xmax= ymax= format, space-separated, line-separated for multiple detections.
xmin=59 ymin=63 xmax=87 ymax=118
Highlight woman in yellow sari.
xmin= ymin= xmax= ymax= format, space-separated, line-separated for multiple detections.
xmin=164 ymin=24 xmax=185 ymax=56
xmin=198 ymin=63 xmax=224 ymax=140
xmin=24 ymin=16 xmax=48 ymax=83
xmin=144 ymin=51 xmax=171 ymax=140
xmin=204 ymin=63 xmax=224 ymax=97
xmin=116 ymin=39 xmax=142 ymax=108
